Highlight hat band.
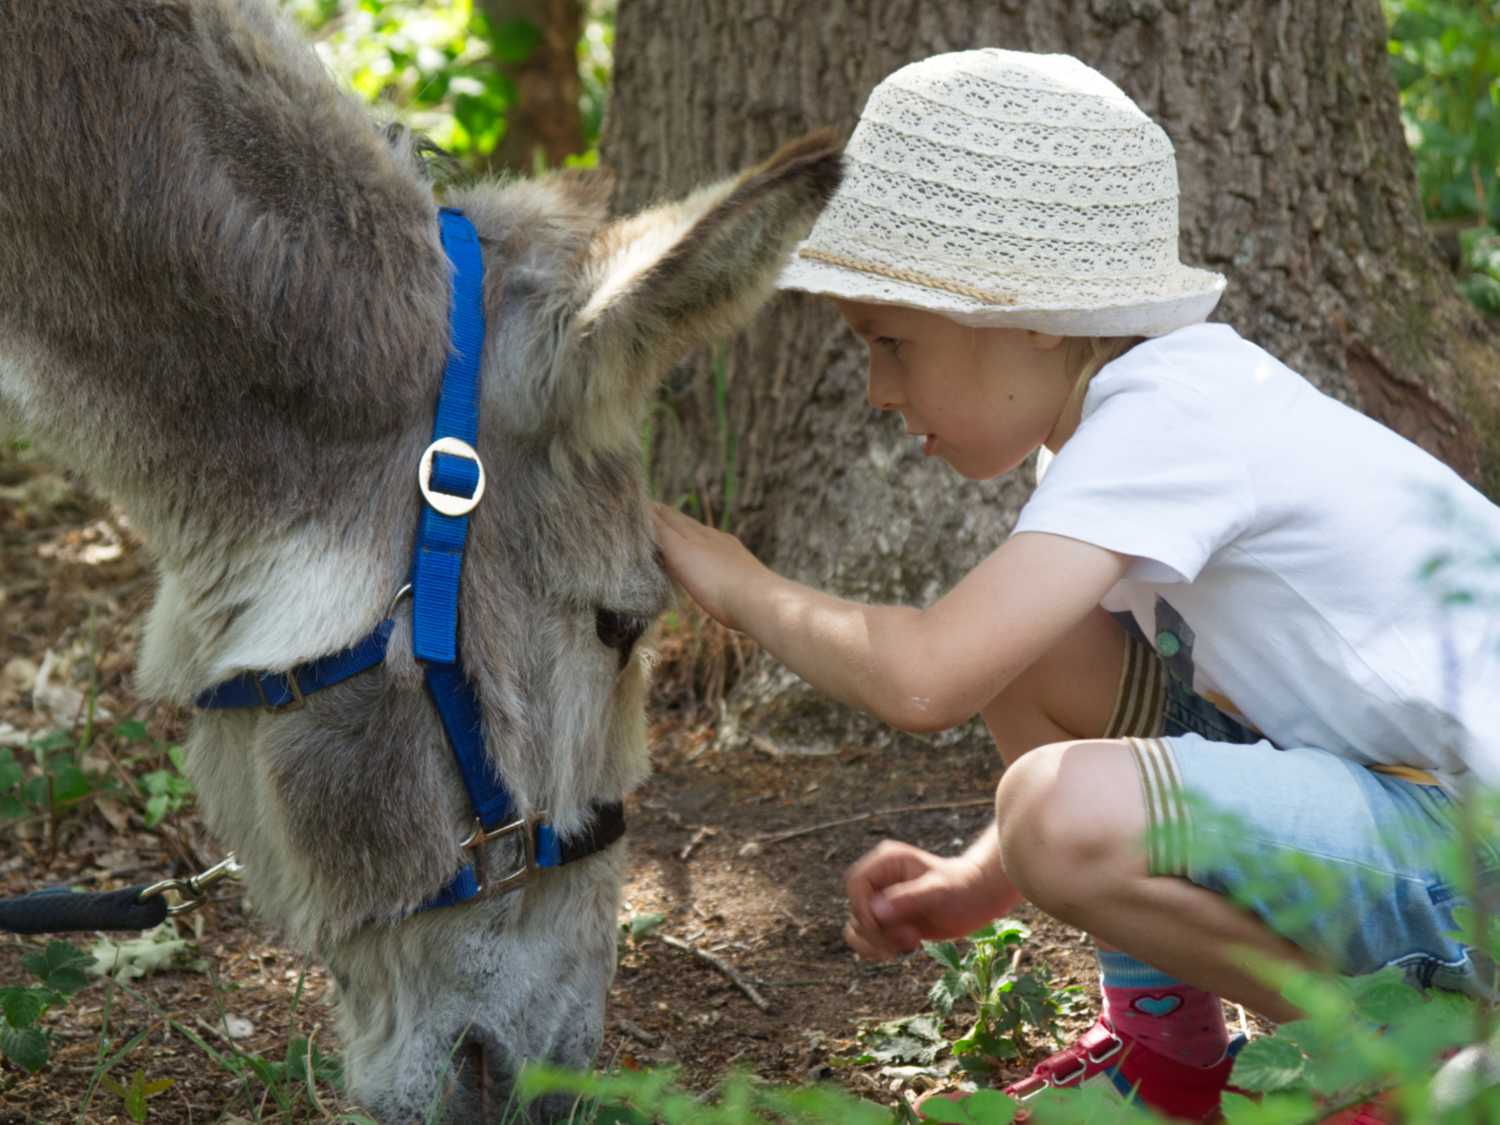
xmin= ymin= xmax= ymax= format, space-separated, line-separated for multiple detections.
xmin=798 ymin=247 xmax=1015 ymax=307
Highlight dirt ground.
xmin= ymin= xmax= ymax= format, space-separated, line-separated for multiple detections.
xmin=0 ymin=449 xmax=1121 ymax=1122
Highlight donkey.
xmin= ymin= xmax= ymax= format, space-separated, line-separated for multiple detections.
xmin=0 ymin=1 xmax=839 ymax=1119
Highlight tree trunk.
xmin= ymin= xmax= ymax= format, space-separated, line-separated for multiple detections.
xmin=480 ymin=0 xmax=583 ymax=172
xmin=601 ymin=0 xmax=1500 ymax=756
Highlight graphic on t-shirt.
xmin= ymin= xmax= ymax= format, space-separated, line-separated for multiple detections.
xmin=1152 ymin=596 xmax=1257 ymax=728
xmin=1152 ymin=597 xmax=1196 ymax=686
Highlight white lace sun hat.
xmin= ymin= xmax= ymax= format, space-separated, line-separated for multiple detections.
xmin=779 ymin=49 xmax=1226 ymax=338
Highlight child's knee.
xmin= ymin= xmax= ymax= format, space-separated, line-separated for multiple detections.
xmin=995 ymin=740 xmax=1146 ymax=912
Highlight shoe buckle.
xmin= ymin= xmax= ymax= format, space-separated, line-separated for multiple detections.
xmin=1047 ymin=1057 xmax=1088 ymax=1087
xmin=1009 ymin=1074 xmax=1049 ymax=1102
xmin=1087 ymin=1030 xmax=1125 ymax=1066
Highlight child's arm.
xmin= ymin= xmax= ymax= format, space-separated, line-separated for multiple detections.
xmin=652 ymin=504 xmax=1128 ymax=733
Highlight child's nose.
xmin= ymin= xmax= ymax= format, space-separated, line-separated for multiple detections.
xmin=866 ymin=362 xmax=901 ymax=411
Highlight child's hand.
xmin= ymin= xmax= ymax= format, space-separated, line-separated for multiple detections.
xmin=843 ymin=840 xmax=1008 ymax=960
xmin=651 ymin=503 xmax=767 ymax=630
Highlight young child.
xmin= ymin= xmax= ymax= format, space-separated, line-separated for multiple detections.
xmin=651 ymin=50 xmax=1500 ymax=1120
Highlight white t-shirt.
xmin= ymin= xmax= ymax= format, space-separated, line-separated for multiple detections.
xmin=1013 ymin=323 xmax=1500 ymax=789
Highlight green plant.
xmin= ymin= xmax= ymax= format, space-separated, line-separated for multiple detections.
xmin=0 ymin=732 xmax=114 ymax=823
xmin=519 ymin=1064 xmax=897 ymax=1124
xmin=923 ymin=920 xmax=1082 ymax=1077
xmin=100 ymin=1068 xmax=176 ymax=1123
xmin=1384 ymin=0 xmax=1500 ymax=226
xmin=112 ymin=719 xmax=195 ymax=828
xmin=0 ymin=940 xmax=93 ymax=1073
xmin=1458 ymin=225 xmax=1500 ymax=315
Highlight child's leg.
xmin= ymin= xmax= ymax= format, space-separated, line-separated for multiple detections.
xmin=979 ymin=605 xmax=1127 ymax=764
xmin=980 ymin=612 xmax=1237 ymax=1067
xmin=995 ymin=737 xmax=1309 ymax=1021
xmin=996 ymin=734 xmax=1490 ymax=1022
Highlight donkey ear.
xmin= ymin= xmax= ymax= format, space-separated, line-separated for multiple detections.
xmin=576 ymin=131 xmax=842 ymax=395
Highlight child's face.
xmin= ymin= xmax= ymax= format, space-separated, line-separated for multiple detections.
xmin=835 ymin=299 xmax=1072 ymax=481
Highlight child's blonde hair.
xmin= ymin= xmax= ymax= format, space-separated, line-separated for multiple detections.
xmin=1060 ymin=336 xmax=1144 ymax=421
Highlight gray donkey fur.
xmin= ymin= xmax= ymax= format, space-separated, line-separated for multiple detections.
xmin=0 ymin=2 xmax=840 ymax=1118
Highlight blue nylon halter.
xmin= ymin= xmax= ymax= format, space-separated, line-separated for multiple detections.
xmin=195 ymin=208 xmax=620 ymax=913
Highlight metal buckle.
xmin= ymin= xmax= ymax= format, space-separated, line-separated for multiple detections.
xmin=1047 ymin=1057 xmax=1088 ymax=1088
xmin=459 ymin=811 xmax=547 ymax=896
xmin=1087 ymin=1030 xmax=1125 ymax=1066
xmin=418 ymin=437 xmax=486 ymax=517
xmin=252 ymin=672 xmax=305 ymax=712
xmin=139 ymin=854 xmax=244 ymax=916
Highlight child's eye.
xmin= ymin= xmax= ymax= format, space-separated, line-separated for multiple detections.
xmin=874 ymin=336 xmax=904 ymax=357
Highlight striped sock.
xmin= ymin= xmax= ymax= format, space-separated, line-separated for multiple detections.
xmin=1098 ymin=949 xmax=1229 ymax=1068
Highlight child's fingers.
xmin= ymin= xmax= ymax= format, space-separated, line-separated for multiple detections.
xmin=842 ymin=916 xmax=916 ymax=961
xmin=845 ymin=841 xmax=929 ymax=937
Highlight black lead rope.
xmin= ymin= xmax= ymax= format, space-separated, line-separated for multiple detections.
xmin=0 ymin=885 xmax=169 ymax=934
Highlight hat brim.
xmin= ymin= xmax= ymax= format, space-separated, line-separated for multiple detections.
xmin=778 ymin=253 xmax=1227 ymax=339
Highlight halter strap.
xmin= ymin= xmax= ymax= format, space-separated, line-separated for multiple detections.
xmin=195 ymin=207 xmax=624 ymax=915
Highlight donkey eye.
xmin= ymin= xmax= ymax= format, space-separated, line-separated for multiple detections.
xmin=595 ymin=608 xmax=648 ymax=662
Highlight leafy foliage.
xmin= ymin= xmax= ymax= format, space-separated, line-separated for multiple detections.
xmin=279 ymin=0 xmax=613 ymax=169
xmin=1385 ymin=0 xmax=1500 ymax=225
xmin=923 ymin=920 xmax=1082 ymax=1077
xmin=518 ymin=1064 xmax=896 ymax=1124
xmin=0 ymin=941 xmax=93 ymax=1073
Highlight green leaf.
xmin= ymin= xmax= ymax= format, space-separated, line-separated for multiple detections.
xmin=914 ymin=1090 xmax=1016 ymax=1123
xmin=24 ymin=940 xmax=94 ymax=996
xmin=145 ymin=792 xmax=169 ymax=828
xmin=0 ymin=1023 xmax=50 ymax=1072
xmin=857 ymin=1014 xmax=947 ymax=1065
xmin=0 ymin=986 xmax=50 ymax=1027
xmin=924 ymin=940 xmax=964 ymax=973
xmin=113 ymin=720 xmax=150 ymax=743
xmin=1231 ymin=1035 xmax=1308 ymax=1093
xmin=1220 ymin=1091 xmax=1320 ymax=1124
xmin=628 ymin=912 xmax=664 ymax=940
xmin=1349 ymin=968 xmax=1424 ymax=1025
xmin=0 ymin=748 xmax=23 ymax=790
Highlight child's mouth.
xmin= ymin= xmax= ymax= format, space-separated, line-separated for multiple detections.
xmin=922 ymin=434 xmax=937 ymax=456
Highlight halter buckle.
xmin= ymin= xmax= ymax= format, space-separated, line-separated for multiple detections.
xmin=253 ymin=672 xmax=305 ymax=712
xmin=418 ymin=437 xmax=486 ymax=517
xmin=460 ymin=811 xmax=547 ymax=896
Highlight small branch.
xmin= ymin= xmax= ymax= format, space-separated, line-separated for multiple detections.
xmin=678 ymin=825 xmax=717 ymax=861
xmin=615 ymin=1018 xmax=662 ymax=1046
xmin=747 ymin=798 xmax=994 ymax=849
xmin=660 ymin=934 xmax=772 ymax=1013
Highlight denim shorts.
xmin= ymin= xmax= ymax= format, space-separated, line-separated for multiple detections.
xmin=1117 ymin=626 xmax=1496 ymax=998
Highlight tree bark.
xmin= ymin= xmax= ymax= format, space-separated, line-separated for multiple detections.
xmin=601 ymin=0 xmax=1500 ymax=756
xmin=479 ymin=0 xmax=584 ymax=172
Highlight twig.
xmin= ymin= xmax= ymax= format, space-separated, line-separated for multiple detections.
xmin=750 ymin=798 xmax=994 ymax=848
xmin=678 ymin=825 xmax=717 ymax=861
xmin=615 ymin=1018 xmax=662 ymax=1046
xmin=660 ymin=934 xmax=772 ymax=1013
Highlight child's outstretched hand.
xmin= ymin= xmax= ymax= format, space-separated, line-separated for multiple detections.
xmin=843 ymin=839 xmax=1013 ymax=960
xmin=651 ymin=503 xmax=769 ymax=630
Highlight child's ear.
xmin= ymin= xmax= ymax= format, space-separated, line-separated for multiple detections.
xmin=575 ymin=131 xmax=842 ymax=402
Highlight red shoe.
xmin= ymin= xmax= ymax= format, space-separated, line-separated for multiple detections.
xmin=1001 ymin=1016 xmax=1245 ymax=1123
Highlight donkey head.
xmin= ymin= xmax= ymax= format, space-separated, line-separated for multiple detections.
xmin=176 ymin=129 xmax=839 ymax=1125
xmin=0 ymin=2 xmax=838 ymax=1120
